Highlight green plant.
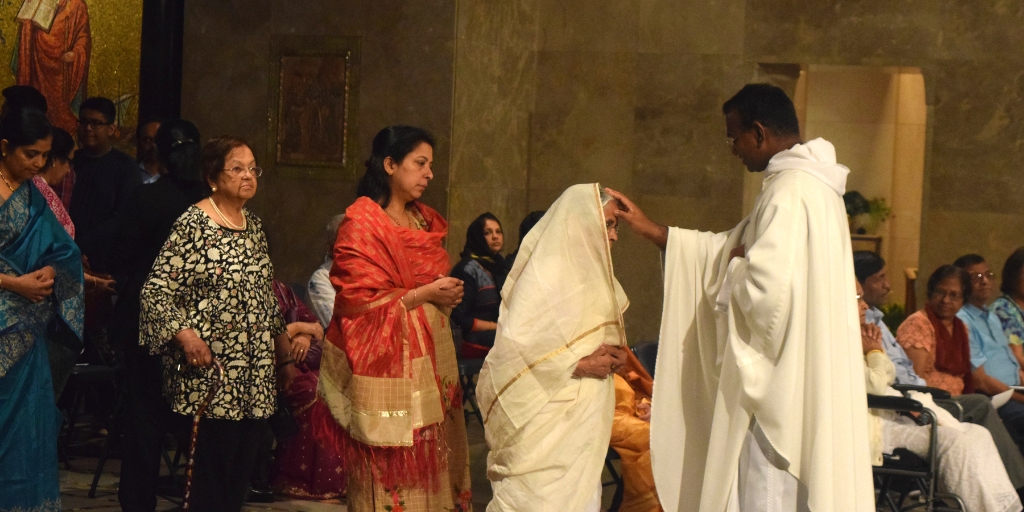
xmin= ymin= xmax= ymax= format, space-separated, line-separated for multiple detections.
xmin=880 ymin=302 xmax=906 ymax=333
xmin=864 ymin=198 xmax=893 ymax=234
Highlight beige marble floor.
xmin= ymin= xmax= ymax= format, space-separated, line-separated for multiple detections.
xmin=59 ymin=412 xmax=620 ymax=511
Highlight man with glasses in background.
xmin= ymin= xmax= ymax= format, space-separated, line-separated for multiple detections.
xmin=70 ymin=96 xmax=142 ymax=275
xmin=955 ymin=253 xmax=1024 ymax=445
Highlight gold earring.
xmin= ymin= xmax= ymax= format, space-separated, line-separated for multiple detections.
xmin=212 ymin=186 xmax=217 ymax=192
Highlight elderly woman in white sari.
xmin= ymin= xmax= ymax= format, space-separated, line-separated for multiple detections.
xmin=857 ymin=280 xmax=1021 ymax=512
xmin=478 ymin=183 xmax=630 ymax=512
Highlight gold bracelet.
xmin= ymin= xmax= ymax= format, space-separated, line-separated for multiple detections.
xmin=865 ymin=349 xmax=884 ymax=358
xmin=413 ymin=288 xmax=417 ymax=304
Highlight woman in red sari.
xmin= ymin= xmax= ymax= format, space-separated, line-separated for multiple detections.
xmin=313 ymin=125 xmax=471 ymax=511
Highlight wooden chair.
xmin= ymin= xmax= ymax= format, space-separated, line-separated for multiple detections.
xmin=905 ymin=267 xmax=918 ymax=315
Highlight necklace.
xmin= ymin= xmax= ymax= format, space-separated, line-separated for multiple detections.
xmin=384 ymin=208 xmax=406 ymax=228
xmin=385 ymin=207 xmax=422 ymax=230
xmin=0 ymin=168 xmax=14 ymax=192
xmin=209 ymin=196 xmax=246 ymax=230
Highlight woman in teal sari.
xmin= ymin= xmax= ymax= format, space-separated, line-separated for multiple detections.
xmin=0 ymin=107 xmax=84 ymax=512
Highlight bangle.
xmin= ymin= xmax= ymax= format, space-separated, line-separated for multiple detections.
xmin=276 ymin=359 xmax=295 ymax=371
xmin=865 ymin=349 xmax=884 ymax=358
xmin=413 ymin=288 xmax=418 ymax=304
xmin=0 ymin=274 xmax=4 ymax=290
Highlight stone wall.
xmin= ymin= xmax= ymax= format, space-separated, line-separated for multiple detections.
xmin=181 ymin=0 xmax=455 ymax=285
xmin=183 ymin=1 xmax=1024 ymax=338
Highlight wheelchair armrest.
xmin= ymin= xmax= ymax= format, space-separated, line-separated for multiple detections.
xmin=892 ymin=383 xmax=952 ymax=400
xmin=933 ymin=398 xmax=964 ymax=421
xmin=867 ymin=394 xmax=923 ymax=412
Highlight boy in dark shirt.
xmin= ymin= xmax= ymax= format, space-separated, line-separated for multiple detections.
xmin=70 ymin=97 xmax=142 ymax=274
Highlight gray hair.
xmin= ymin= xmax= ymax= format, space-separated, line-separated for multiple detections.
xmin=324 ymin=213 xmax=345 ymax=253
xmin=599 ymin=187 xmax=613 ymax=206
xmin=326 ymin=213 xmax=345 ymax=238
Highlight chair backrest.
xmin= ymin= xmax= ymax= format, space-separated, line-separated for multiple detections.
xmin=632 ymin=341 xmax=658 ymax=378
xmin=905 ymin=267 xmax=918 ymax=315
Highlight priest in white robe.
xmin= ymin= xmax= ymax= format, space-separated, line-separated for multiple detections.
xmin=606 ymin=83 xmax=874 ymax=512
xmin=478 ymin=184 xmax=630 ymax=512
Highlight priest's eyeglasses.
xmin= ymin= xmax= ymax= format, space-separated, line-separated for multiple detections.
xmin=969 ymin=271 xmax=995 ymax=282
xmin=223 ymin=166 xmax=263 ymax=178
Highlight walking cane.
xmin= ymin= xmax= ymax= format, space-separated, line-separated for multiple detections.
xmin=181 ymin=358 xmax=225 ymax=511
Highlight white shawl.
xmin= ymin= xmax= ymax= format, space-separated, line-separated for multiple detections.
xmin=651 ymin=139 xmax=874 ymax=512
xmin=478 ymin=183 xmax=628 ymax=511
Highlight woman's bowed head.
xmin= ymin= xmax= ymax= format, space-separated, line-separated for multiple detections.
xmin=572 ymin=187 xmax=628 ymax=379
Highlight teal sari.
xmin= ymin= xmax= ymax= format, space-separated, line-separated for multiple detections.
xmin=0 ymin=181 xmax=83 ymax=512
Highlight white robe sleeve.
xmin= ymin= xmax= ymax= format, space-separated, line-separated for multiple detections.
xmin=726 ymin=191 xmax=803 ymax=363
xmin=651 ymin=226 xmax=732 ymax=512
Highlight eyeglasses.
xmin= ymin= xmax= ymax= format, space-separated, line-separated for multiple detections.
xmin=78 ymin=118 xmax=112 ymax=128
xmin=970 ymin=271 xmax=995 ymax=282
xmin=930 ymin=290 xmax=963 ymax=301
xmin=223 ymin=166 xmax=263 ymax=178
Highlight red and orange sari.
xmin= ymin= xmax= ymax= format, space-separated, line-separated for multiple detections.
xmin=313 ymin=197 xmax=471 ymax=511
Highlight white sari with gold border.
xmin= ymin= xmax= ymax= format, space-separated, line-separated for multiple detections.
xmin=478 ymin=183 xmax=628 ymax=512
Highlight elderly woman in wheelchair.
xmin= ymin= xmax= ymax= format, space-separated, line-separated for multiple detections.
xmin=859 ymin=280 xmax=1022 ymax=512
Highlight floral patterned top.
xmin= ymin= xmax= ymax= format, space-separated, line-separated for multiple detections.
xmin=140 ymin=205 xmax=286 ymax=419
xmin=992 ymin=295 xmax=1024 ymax=347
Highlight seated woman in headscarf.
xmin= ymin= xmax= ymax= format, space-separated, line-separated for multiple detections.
xmin=450 ymin=212 xmax=507 ymax=357
xmin=478 ymin=183 xmax=630 ymax=512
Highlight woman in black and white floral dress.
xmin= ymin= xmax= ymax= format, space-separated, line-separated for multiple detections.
xmin=140 ymin=135 xmax=309 ymax=512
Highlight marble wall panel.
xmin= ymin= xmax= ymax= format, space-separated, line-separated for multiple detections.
xmin=744 ymin=2 xmax=945 ymax=64
xmin=452 ymin=44 xmax=535 ymax=191
xmin=636 ymin=0 xmax=744 ymax=55
xmin=633 ymin=53 xmax=747 ymax=205
xmin=457 ymin=0 xmax=538 ymax=49
xmin=536 ymin=0 xmax=638 ymax=52
xmin=926 ymin=62 xmax=1024 ymax=214
xmin=529 ymin=51 xmax=637 ymax=192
